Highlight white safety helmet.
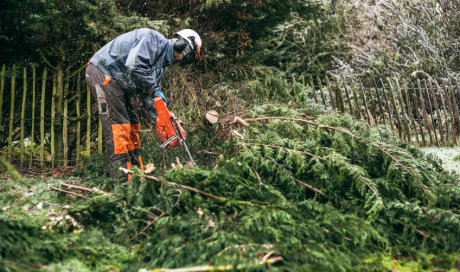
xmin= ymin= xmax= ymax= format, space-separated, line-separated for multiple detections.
xmin=173 ymin=29 xmax=202 ymax=64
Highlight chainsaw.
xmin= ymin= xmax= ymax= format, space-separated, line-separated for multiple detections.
xmin=154 ymin=97 xmax=195 ymax=166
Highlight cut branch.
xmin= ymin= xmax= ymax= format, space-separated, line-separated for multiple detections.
xmin=60 ymin=183 xmax=94 ymax=193
xmin=240 ymin=116 xmax=415 ymax=177
xmin=48 ymin=185 xmax=88 ymax=199
xmin=119 ymin=168 xmax=272 ymax=207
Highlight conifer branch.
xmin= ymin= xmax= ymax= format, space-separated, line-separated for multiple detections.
xmin=246 ymin=142 xmax=326 ymax=161
xmin=241 ymin=116 xmax=415 ymax=176
xmin=119 ymin=168 xmax=273 ymax=207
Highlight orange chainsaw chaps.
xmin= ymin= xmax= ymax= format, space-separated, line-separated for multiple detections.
xmin=154 ymin=97 xmax=186 ymax=148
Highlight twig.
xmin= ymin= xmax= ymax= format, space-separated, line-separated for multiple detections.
xmin=294 ymin=178 xmax=326 ymax=197
xmin=130 ymin=211 xmax=167 ymax=241
xmin=48 ymin=185 xmax=88 ymax=199
xmin=198 ymin=150 xmax=222 ymax=155
xmin=232 ymin=116 xmax=249 ymax=126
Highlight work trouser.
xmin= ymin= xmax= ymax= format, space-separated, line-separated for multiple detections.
xmin=85 ymin=63 xmax=144 ymax=181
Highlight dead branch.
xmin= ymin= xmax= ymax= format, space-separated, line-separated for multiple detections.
xmin=48 ymin=185 xmax=88 ymax=199
xmin=60 ymin=183 xmax=94 ymax=193
xmin=130 ymin=210 xmax=167 ymax=241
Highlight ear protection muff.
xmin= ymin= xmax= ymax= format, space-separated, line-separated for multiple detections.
xmin=173 ymin=35 xmax=197 ymax=65
xmin=173 ymin=37 xmax=188 ymax=52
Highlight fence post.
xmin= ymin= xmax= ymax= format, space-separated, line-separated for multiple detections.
xmin=428 ymin=81 xmax=450 ymax=145
xmin=51 ymin=74 xmax=56 ymax=168
xmin=426 ymin=80 xmax=444 ymax=146
xmin=421 ymin=79 xmax=439 ymax=146
xmin=372 ymin=78 xmax=386 ymax=125
xmin=350 ymin=79 xmax=362 ymax=120
xmin=393 ymin=78 xmax=412 ymax=143
xmin=365 ymin=78 xmax=378 ymax=124
xmin=0 ymin=64 xmax=5 ymax=123
xmin=436 ymin=81 xmax=451 ymax=145
xmin=20 ymin=67 xmax=27 ymax=167
xmin=55 ymin=66 xmax=64 ymax=165
xmin=8 ymin=65 xmax=16 ymax=161
xmin=452 ymin=80 xmax=460 ymax=143
xmin=402 ymin=80 xmax=420 ymax=145
xmin=379 ymin=78 xmax=395 ymax=131
xmin=315 ymin=76 xmax=327 ymax=107
xmin=445 ymin=79 xmax=456 ymax=145
xmin=416 ymin=79 xmax=433 ymax=145
xmin=29 ymin=66 xmax=36 ymax=168
xmin=358 ymin=79 xmax=372 ymax=125
xmin=76 ymin=72 xmax=81 ymax=164
xmin=409 ymin=82 xmax=426 ymax=146
xmin=40 ymin=68 xmax=47 ymax=169
xmin=437 ymin=80 xmax=449 ymax=145
xmin=98 ymin=118 xmax=103 ymax=155
xmin=447 ymin=80 xmax=460 ymax=145
xmin=325 ymin=75 xmax=336 ymax=111
xmin=86 ymin=85 xmax=91 ymax=156
xmin=341 ymin=77 xmax=354 ymax=115
xmin=417 ymin=79 xmax=439 ymax=146
xmin=334 ymin=76 xmax=345 ymax=113
xmin=63 ymin=74 xmax=69 ymax=165
xmin=386 ymin=78 xmax=402 ymax=139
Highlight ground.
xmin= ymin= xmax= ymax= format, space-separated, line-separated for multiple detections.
xmin=421 ymin=147 xmax=460 ymax=175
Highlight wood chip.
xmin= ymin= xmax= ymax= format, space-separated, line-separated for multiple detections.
xmin=144 ymin=163 xmax=156 ymax=174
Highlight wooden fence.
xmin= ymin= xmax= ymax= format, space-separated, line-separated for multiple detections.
xmin=304 ymin=75 xmax=460 ymax=146
xmin=0 ymin=64 xmax=103 ymax=169
xmin=0 ymin=65 xmax=459 ymax=169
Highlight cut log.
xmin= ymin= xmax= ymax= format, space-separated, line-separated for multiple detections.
xmin=205 ymin=110 xmax=219 ymax=124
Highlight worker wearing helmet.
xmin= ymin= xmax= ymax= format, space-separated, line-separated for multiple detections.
xmin=85 ymin=28 xmax=202 ymax=180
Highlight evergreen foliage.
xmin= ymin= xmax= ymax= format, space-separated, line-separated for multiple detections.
xmin=1 ymin=0 xmax=460 ymax=271
xmin=1 ymin=104 xmax=459 ymax=271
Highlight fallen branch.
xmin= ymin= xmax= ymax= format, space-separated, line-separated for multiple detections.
xmin=48 ymin=185 xmax=88 ymax=199
xmin=120 ymin=167 xmax=222 ymax=200
xmin=240 ymin=116 xmax=415 ymax=177
xmin=60 ymin=183 xmax=110 ymax=196
xmin=119 ymin=168 xmax=272 ymax=207
xmin=60 ymin=183 xmax=94 ymax=193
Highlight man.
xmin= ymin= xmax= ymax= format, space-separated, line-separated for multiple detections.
xmin=85 ymin=28 xmax=202 ymax=180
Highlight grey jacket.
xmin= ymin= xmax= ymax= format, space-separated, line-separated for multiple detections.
xmin=90 ymin=28 xmax=174 ymax=96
